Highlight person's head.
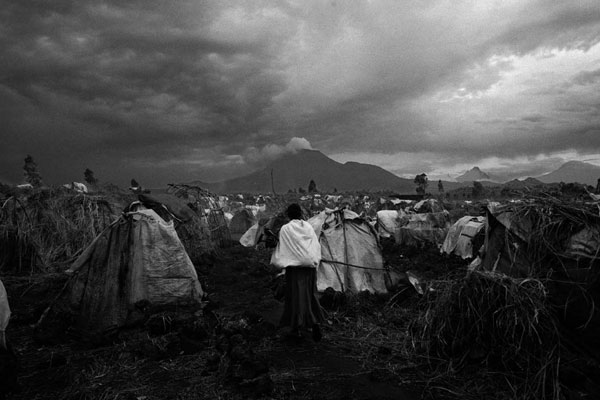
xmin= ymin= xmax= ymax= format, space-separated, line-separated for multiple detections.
xmin=286 ymin=203 xmax=303 ymax=220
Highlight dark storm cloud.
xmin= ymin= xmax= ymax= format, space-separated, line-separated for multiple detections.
xmin=1 ymin=0 xmax=600 ymax=185
xmin=0 ymin=1 xmax=294 ymax=184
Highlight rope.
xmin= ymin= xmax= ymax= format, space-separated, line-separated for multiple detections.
xmin=320 ymin=259 xmax=389 ymax=271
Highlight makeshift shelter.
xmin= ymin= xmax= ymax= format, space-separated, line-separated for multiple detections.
xmin=440 ymin=215 xmax=485 ymax=259
xmin=413 ymin=198 xmax=444 ymax=213
xmin=229 ymin=209 xmax=257 ymax=241
xmin=166 ymin=183 xmax=231 ymax=248
xmin=62 ymin=204 xmax=203 ymax=333
xmin=0 ymin=278 xmax=9 ymax=350
xmin=0 ymin=189 xmax=118 ymax=274
xmin=376 ymin=209 xmax=407 ymax=239
xmin=138 ymin=193 xmax=215 ymax=262
xmin=238 ymin=214 xmax=286 ymax=248
xmin=395 ymin=211 xmax=450 ymax=247
xmin=309 ymin=209 xmax=388 ymax=294
xmin=478 ymin=201 xmax=600 ymax=357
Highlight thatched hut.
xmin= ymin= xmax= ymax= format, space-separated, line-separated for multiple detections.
xmin=0 ymin=188 xmax=121 ymax=274
xmin=477 ymin=199 xmax=600 ymax=357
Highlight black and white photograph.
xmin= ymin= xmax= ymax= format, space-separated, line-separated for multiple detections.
xmin=1 ymin=1 xmax=600 ymax=399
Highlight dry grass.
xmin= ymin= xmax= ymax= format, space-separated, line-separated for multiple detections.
xmin=0 ymin=188 xmax=123 ymax=274
xmin=409 ymin=270 xmax=561 ymax=400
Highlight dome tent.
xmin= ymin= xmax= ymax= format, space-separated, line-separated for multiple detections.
xmin=59 ymin=202 xmax=204 ymax=333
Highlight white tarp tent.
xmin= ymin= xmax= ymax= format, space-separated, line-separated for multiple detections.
xmin=441 ymin=216 xmax=485 ymax=259
xmin=310 ymin=209 xmax=388 ymax=294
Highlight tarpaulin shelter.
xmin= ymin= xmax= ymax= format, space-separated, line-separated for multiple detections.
xmin=166 ymin=183 xmax=231 ymax=248
xmin=395 ymin=211 xmax=450 ymax=248
xmin=413 ymin=198 xmax=444 ymax=213
xmin=239 ymin=214 xmax=287 ymax=248
xmin=376 ymin=209 xmax=407 ymax=239
xmin=309 ymin=209 xmax=388 ymax=294
xmin=61 ymin=204 xmax=204 ymax=333
xmin=441 ymin=216 xmax=485 ymax=259
xmin=138 ymin=193 xmax=216 ymax=261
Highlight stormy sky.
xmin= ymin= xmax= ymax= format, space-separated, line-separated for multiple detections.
xmin=2 ymin=0 xmax=600 ymax=187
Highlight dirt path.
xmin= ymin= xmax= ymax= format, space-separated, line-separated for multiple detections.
xmin=209 ymin=245 xmax=417 ymax=400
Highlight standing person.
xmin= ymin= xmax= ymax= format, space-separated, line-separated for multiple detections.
xmin=271 ymin=204 xmax=324 ymax=341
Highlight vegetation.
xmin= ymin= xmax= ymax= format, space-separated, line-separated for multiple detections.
xmin=414 ymin=173 xmax=428 ymax=195
xmin=23 ymin=154 xmax=42 ymax=187
xmin=0 ymin=188 xmax=120 ymax=274
xmin=472 ymin=181 xmax=484 ymax=198
xmin=84 ymin=168 xmax=98 ymax=186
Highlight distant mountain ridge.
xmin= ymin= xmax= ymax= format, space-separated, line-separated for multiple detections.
xmin=189 ymin=153 xmax=600 ymax=195
xmin=536 ymin=161 xmax=600 ymax=186
xmin=195 ymin=149 xmax=419 ymax=194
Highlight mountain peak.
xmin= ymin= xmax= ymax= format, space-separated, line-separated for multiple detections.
xmin=456 ymin=166 xmax=491 ymax=182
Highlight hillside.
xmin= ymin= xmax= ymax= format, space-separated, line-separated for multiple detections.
xmin=536 ymin=161 xmax=600 ymax=186
xmin=503 ymin=177 xmax=545 ymax=189
xmin=196 ymin=150 xmax=417 ymax=194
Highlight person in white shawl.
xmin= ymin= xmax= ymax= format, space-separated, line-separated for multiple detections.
xmin=271 ymin=204 xmax=324 ymax=341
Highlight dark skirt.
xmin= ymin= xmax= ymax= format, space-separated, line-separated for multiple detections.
xmin=280 ymin=266 xmax=324 ymax=331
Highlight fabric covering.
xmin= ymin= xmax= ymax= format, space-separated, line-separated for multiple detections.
xmin=137 ymin=193 xmax=197 ymax=222
xmin=376 ymin=210 xmax=406 ymax=238
xmin=441 ymin=216 xmax=485 ymax=259
xmin=239 ymin=223 xmax=261 ymax=247
xmin=395 ymin=211 xmax=450 ymax=247
xmin=0 ymin=279 xmax=10 ymax=349
xmin=413 ymin=199 xmax=444 ymax=213
xmin=279 ymin=267 xmax=324 ymax=330
xmin=66 ymin=207 xmax=203 ymax=333
xmin=567 ymin=227 xmax=600 ymax=259
xmin=270 ymin=220 xmax=321 ymax=268
xmin=312 ymin=210 xmax=388 ymax=293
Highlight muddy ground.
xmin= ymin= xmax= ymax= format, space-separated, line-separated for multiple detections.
xmin=2 ymin=242 xmax=466 ymax=400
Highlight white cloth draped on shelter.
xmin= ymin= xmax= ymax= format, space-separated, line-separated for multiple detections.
xmin=441 ymin=216 xmax=485 ymax=259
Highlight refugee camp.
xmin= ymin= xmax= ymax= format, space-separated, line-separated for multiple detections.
xmin=2 ymin=2 xmax=600 ymax=400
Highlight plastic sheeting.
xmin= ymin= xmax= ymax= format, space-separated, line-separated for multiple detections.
xmin=441 ymin=216 xmax=485 ymax=259
xmin=376 ymin=209 xmax=406 ymax=238
xmin=395 ymin=211 xmax=450 ymax=247
xmin=66 ymin=208 xmax=203 ymax=333
xmin=0 ymin=279 xmax=10 ymax=350
xmin=567 ymin=227 xmax=600 ymax=259
xmin=313 ymin=210 xmax=388 ymax=294
xmin=239 ymin=223 xmax=261 ymax=247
